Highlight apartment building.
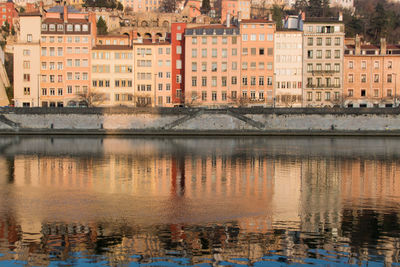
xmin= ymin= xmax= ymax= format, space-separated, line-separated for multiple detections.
xmin=274 ymin=30 xmax=303 ymax=107
xmin=171 ymin=23 xmax=186 ymax=105
xmin=119 ymin=0 xmax=160 ymax=12
xmin=0 ymin=0 xmax=18 ymax=29
xmin=155 ymin=42 xmax=173 ymax=107
xmin=303 ymin=16 xmax=344 ymax=107
xmin=13 ymin=12 xmax=41 ymax=107
xmin=221 ymin=0 xmax=250 ymax=23
xmin=91 ymin=35 xmax=134 ymax=106
xmin=240 ymin=19 xmax=275 ymax=107
xmin=184 ymin=25 xmax=241 ymax=107
xmin=39 ymin=6 xmax=93 ymax=107
xmin=344 ymin=36 xmax=400 ymax=108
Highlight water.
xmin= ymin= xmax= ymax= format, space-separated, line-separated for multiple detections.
xmin=0 ymin=136 xmax=399 ymax=266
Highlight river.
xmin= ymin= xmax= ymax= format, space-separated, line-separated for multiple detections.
xmin=0 ymin=136 xmax=399 ymax=266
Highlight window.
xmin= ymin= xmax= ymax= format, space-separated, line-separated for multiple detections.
xmin=192 ymin=37 xmax=197 ymax=44
xmin=212 ymin=62 xmax=217 ymax=72
xmin=334 ymin=50 xmax=340 ymax=59
xmin=176 ymin=60 xmax=182 ymax=69
xmin=326 ymin=38 xmax=331 ymax=46
xmin=374 ymin=74 xmax=379 ymax=83
xmin=42 ymin=88 xmax=47 ymax=96
xmin=23 ymin=49 xmax=30 ymax=56
xmin=58 ymin=88 xmax=63 ymax=96
xmin=23 ymin=74 xmax=30 ymax=82
xmin=335 ymin=37 xmax=341 ymax=46
xmin=176 ymin=74 xmax=182 ymax=83
xmin=192 ymin=76 xmax=197 ymax=86
xmin=325 ymin=50 xmax=331 ymax=59
xmin=176 ymin=45 xmax=182 ymax=54
xmin=388 ymin=89 xmax=392 ymax=97
xmin=259 ymin=76 xmax=264 ymax=86
xmin=242 ymin=76 xmax=247 ymax=85
xmin=176 ymin=33 xmax=182 ymax=40
xmin=267 ymin=34 xmax=273 ymax=41
xmin=192 ymin=48 xmax=197 ymax=58
xmin=316 ymin=50 xmax=322 ymax=58
xmin=202 ymin=49 xmax=207 ymax=58
xmin=212 ymin=91 xmax=217 ymax=101
xmin=202 ymin=77 xmax=207 ymax=86
xmin=212 ymin=76 xmax=217 ymax=87
xmin=348 ymin=61 xmax=353 ymax=69
xmin=212 ymin=37 xmax=217 ymax=44
xmin=361 ymin=61 xmax=366 ymax=69
xmin=388 ymin=61 xmax=393 ymax=69
xmin=325 ymin=92 xmax=330 ymax=101
xmin=267 ymin=48 xmax=273 ymax=55
xmin=259 ymin=34 xmax=265 ymax=41
xmin=232 ymin=36 xmax=237 ymax=44
xmin=222 ymin=49 xmax=227 ymax=58
xmin=361 ymin=89 xmax=366 ymax=97
xmin=361 ymin=74 xmax=366 ymax=83
xmin=23 ymin=61 xmax=30 ymax=69
xmin=242 ymin=34 xmax=248 ymax=41
xmin=202 ymin=91 xmax=207 ymax=101
xmin=348 ymin=89 xmax=353 ymax=96
xmin=317 ymin=38 xmax=322 ymax=46
xmin=27 ymin=34 xmax=32 ymax=42
xmin=49 ymin=47 xmax=55 ymax=56
xmin=242 ymin=62 xmax=248 ymax=70
xmin=41 ymin=47 xmax=47 ymax=56
xmin=348 ymin=74 xmax=353 ymax=83
xmin=232 ymin=76 xmax=237 ymax=85
xmin=307 ymin=38 xmax=313 ymax=45
xmin=212 ymin=48 xmax=217 ymax=58
xmin=374 ymin=61 xmax=379 ymax=69
xmin=307 ymin=50 xmax=313 ymax=59
xmin=24 ymin=87 xmax=30 ymax=95
xmin=250 ymin=34 xmax=256 ymax=41
xmin=192 ymin=62 xmax=197 ymax=72
xmin=202 ymin=37 xmax=207 ymax=44
xmin=387 ymin=74 xmax=392 ymax=83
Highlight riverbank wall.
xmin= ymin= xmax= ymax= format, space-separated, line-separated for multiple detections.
xmin=1 ymin=107 xmax=400 ymax=135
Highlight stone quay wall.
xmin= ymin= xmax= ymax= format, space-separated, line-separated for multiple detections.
xmin=1 ymin=107 xmax=400 ymax=135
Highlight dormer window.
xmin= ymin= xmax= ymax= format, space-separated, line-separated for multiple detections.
xmin=74 ymin=24 xmax=81 ymax=31
xmin=57 ymin=24 xmax=63 ymax=31
xmin=41 ymin=24 xmax=48 ymax=31
xmin=67 ymin=24 xmax=73 ymax=31
xmin=49 ymin=24 xmax=55 ymax=31
xmin=82 ymin=24 xmax=88 ymax=31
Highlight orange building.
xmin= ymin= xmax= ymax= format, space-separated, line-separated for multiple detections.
xmin=344 ymin=36 xmax=400 ymax=108
xmin=39 ymin=5 xmax=95 ymax=107
xmin=240 ymin=19 xmax=275 ymax=106
xmin=221 ymin=0 xmax=250 ymax=23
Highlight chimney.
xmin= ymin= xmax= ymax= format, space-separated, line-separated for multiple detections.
xmin=355 ymin=34 xmax=361 ymax=55
xmin=226 ymin=12 xmax=230 ymax=27
xmin=338 ymin=11 xmax=343 ymax=21
xmin=380 ymin=37 xmax=387 ymax=55
xmin=63 ymin=4 xmax=68 ymax=23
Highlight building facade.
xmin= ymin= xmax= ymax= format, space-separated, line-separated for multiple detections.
xmin=91 ymin=35 xmax=134 ymax=106
xmin=344 ymin=37 xmax=400 ymax=108
xmin=0 ymin=0 xmax=18 ymax=29
xmin=221 ymin=0 xmax=250 ymax=23
xmin=171 ymin=23 xmax=186 ymax=105
xmin=303 ymin=17 xmax=344 ymax=107
xmin=13 ymin=12 xmax=41 ymax=107
xmin=184 ymin=25 xmax=241 ymax=107
xmin=274 ymin=30 xmax=303 ymax=107
xmin=240 ymin=19 xmax=275 ymax=107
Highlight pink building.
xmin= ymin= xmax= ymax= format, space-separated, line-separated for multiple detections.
xmin=182 ymin=0 xmax=201 ymax=20
xmin=39 ymin=6 xmax=95 ymax=107
xmin=155 ymin=42 xmax=173 ymax=107
xmin=184 ymin=25 xmax=241 ymax=107
xmin=240 ymin=19 xmax=275 ymax=106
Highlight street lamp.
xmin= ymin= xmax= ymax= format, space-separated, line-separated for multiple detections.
xmin=393 ymin=73 xmax=397 ymax=107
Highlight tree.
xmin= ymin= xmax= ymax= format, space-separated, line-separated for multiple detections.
xmin=367 ymin=3 xmax=388 ymax=43
xmin=308 ymin=0 xmax=323 ymax=17
xmin=116 ymin=1 xmax=124 ymax=10
xmin=271 ymin=4 xmax=284 ymax=29
xmin=293 ymin=0 xmax=308 ymax=13
xmin=200 ymin=0 xmax=211 ymax=14
xmin=19 ymin=7 xmax=25 ymax=13
xmin=159 ymin=0 xmax=182 ymax=13
xmin=97 ymin=17 xmax=108 ymax=35
xmin=2 ymin=21 xmax=10 ymax=34
xmin=76 ymin=91 xmax=107 ymax=107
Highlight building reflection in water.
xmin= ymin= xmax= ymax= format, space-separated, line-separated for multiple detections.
xmin=0 ymin=137 xmax=399 ymax=265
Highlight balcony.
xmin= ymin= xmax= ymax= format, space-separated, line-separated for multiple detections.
xmin=311 ymin=70 xmax=337 ymax=76
xmin=306 ymin=84 xmax=341 ymax=89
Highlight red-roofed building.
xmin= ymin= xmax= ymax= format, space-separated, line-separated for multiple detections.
xmin=171 ymin=22 xmax=186 ymax=106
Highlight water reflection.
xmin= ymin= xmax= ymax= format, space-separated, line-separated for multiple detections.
xmin=0 ymin=137 xmax=399 ymax=266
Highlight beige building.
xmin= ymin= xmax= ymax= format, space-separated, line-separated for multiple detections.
xmin=303 ymin=17 xmax=345 ymax=107
xmin=274 ymin=30 xmax=303 ymax=107
xmin=13 ymin=12 xmax=42 ymax=107
xmin=91 ymin=35 xmax=134 ymax=106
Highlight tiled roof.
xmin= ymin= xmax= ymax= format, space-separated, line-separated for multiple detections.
xmin=240 ymin=19 xmax=272 ymax=23
xmin=19 ymin=11 xmax=41 ymax=16
xmin=47 ymin=5 xmax=81 ymax=14
xmin=185 ymin=25 xmax=239 ymax=35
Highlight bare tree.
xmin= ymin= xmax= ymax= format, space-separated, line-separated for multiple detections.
xmin=76 ymin=92 xmax=107 ymax=107
xmin=159 ymin=0 xmax=183 ymax=13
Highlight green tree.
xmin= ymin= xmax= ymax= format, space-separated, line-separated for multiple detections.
xmin=271 ymin=4 xmax=284 ymax=29
xmin=97 ymin=17 xmax=108 ymax=35
xmin=19 ymin=7 xmax=25 ymax=13
xmin=200 ymin=0 xmax=211 ymax=14
xmin=293 ymin=0 xmax=308 ymax=13
xmin=117 ymin=1 xmax=123 ymax=10
xmin=308 ymin=0 xmax=323 ymax=17
xmin=2 ymin=21 xmax=10 ymax=34
xmin=367 ymin=3 xmax=388 ymax=43
xmin=159 ymin=0 xmax=182 ymax=12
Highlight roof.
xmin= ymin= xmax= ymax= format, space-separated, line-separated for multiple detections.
xmin=346 ymin=44 xmax=400 ymax=50
xmin=185 ymin=25 xmax=239 ymax=35
xmin=19 ymin=11 xmax=41 ymax=16
xmin=93 ymin=45 xmax=132 ymax=50
xmin=47 ymin=5 xmax=81 ymax=14
xmin=304 ymin=17 xmax=342 ymax=23
xmin=42 ymin=18 xmax=88 ymax=23
xmin=240 ymin=19 xmax=273 ymax=24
